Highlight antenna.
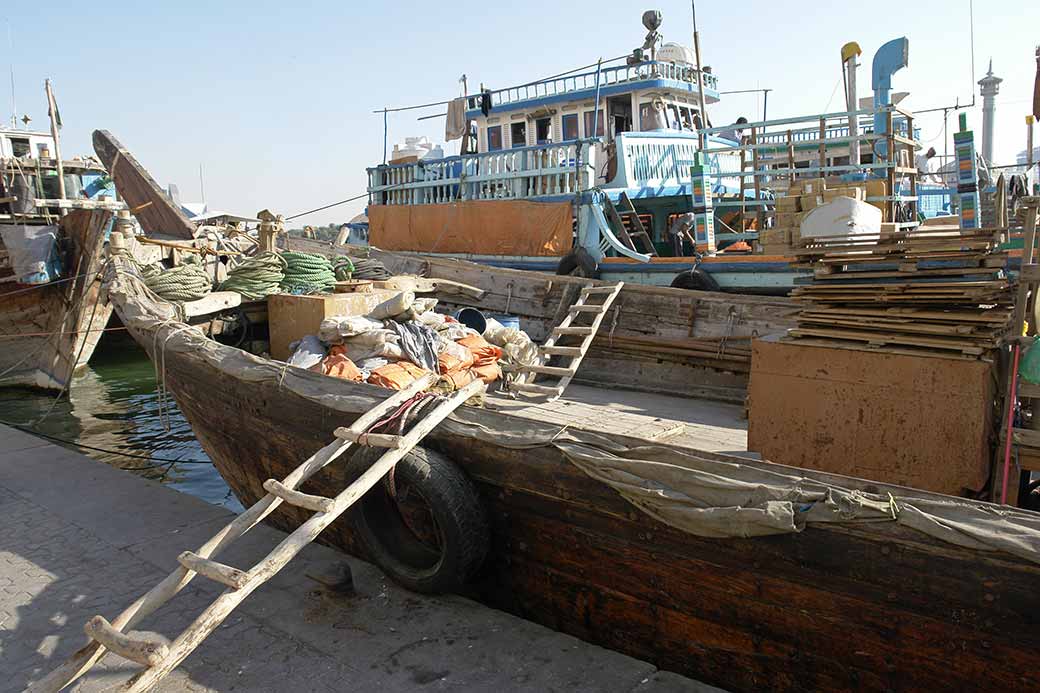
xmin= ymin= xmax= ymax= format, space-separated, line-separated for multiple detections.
xmin=199 ymin=163 xmax=206 ymax=206
xmin=6 ymin=19 xmax=15 ymax=128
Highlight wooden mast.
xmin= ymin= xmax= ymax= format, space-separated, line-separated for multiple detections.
xmin=44 ymin=79 xmax=66 ymax=208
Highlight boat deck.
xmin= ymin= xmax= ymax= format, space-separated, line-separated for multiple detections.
xmin=486 ymin=384 xmax=750 ymax=455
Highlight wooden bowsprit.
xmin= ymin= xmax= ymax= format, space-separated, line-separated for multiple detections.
xmin=31 ymin=374 xmax=484 ymax=693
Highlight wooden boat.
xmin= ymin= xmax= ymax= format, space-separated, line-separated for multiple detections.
xmin=103 ymin=237 xmax=1040 ymax=692
xmin=0 ymin=208 xmax=115 ymax=390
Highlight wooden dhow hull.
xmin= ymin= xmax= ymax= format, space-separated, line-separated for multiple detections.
xmin=0 ymin=210 xmax=114 ymax=390
xmin=104 ymin=250 xmax=1040 ymax=693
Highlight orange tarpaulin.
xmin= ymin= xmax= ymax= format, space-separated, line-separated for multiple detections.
xmin=370 ymin=200 xmax=573 ymax=256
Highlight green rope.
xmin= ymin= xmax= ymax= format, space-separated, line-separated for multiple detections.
xmin=280 ymin=251 xmax=335 ymax=293
xmin=332 ymin=255 xmax=354 ymax=281
xmin=218 ymin=252 xmax=287 ymax=299
xmin=139 ymin=260 xmax=212 ymax=303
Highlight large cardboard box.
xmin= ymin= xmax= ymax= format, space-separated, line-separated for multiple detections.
xmin=268 ymin=290 xmax=399 ymax=361
xmin=748 ymin=336 xmax=994 ymax=495
xmin=775 ymin=196 xmax=802 ymax=213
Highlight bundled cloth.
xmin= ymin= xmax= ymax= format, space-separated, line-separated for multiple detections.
xmin=312 ymin=345 xmax=365 ymax=382
xmin=319 ymin=315 xmax=387 ymax=343
xmin=280 ymin=251 xmax=336 ymax=293
xmin=455 ymin=334 xmax=503 ymax=384
xmin=219 ymin=251 xmax=286 ymax=299
xmin=367 ymin=361 xmax=432 ymax=390
xmin=384 ymin=320 xmax=440 ymax=371
xmin=484 ymin=318 xmax=539 ymax=371
xmin=288 ymin=335 xmax=327 ymax=370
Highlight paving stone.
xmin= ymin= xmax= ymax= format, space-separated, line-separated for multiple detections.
xmin=0 ymin=424 xmax=718 ymax=692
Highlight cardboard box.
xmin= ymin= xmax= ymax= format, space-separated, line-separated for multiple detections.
xmin=775 ymin=196 xmax=802 ymax=213
xmin=758 ymin=243 xmax=791 ymax=256
xmin=758 ymin=229 xmax=788 ymax=245
xmin=776 ymin=211 xmax=809 ymax=228
xmin=802 ymin=178 xmax=827 ymax=195
xmin=268 ymin=290 xmax=399 ymax=361
xmin=800 ymin=194 xmax=824 ymax=211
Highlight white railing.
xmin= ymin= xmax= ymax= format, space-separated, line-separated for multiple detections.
xmin=469 ymin=61 xmax=718 ymax=112
xmin=368 ymin=141 xmax=593 ymax=205
xmin=605 ymin=132 xmax=714 ymax=190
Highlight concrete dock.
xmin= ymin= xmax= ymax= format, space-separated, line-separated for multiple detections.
xmin=0 ymin=424 xmax=719 ymax=692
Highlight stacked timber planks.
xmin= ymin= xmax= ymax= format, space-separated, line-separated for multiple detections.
xmin=786 ymin=225 xmax=1012 ymax=359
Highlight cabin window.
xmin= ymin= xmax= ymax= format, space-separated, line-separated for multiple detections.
xmin=535 ymin=117 xmax=552 ymax=144
xmin=510 ymin=122 xmax=527 ymax=148
xmin=10 ymin=138 xmax=30 ymax=157
xmin=678 ymin=107 xmax=694 ymax=131
xmin=561 ymin=114 xmax=579 ymax=141
xmin=667 ymin=105 xmax=682 ymax=130
xmin=487 ymin=125 xmax=503 ymax=151
xmin=583 ymin=110 xmax=604 ymax=137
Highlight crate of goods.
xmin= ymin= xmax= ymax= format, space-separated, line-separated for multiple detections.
xmin=268 ymin=289 xmax=400 ymax=360
xmin=775 ymin=196 xmax=802 ymax=213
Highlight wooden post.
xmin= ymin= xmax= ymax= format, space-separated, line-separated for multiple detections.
xmin=786 ymin=129 xmax=795 ymax=184
xmin=44 ymin=79 xmax=66 ymax=209
xmin=691 ymin=1 xmax=709 ymax=149
xmin=751 ymin=126 xmax=762 ymax=231
xmin=818 ymin=117 xmax=826 ymax=174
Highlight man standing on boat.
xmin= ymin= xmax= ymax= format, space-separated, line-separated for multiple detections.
xmin=916 ymin=146 xmax=939 ymax=184
xmin=718 ymin=117 xmax=749 ymax=144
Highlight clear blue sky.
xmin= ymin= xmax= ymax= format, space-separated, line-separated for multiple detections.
xmin=4 ymin=1 xmax=1038 ymax=225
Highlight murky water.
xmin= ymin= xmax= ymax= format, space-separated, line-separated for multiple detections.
xmin=0 ymin=332 xmax=242 ymax=511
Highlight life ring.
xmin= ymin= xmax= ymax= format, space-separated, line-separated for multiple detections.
xmin=343 ymin=444 xmax=490 ymax=593
xmin=556 ymin=247 xmax=599 ymax=278
xmin=670 ymin=266 xmax=721 ymax=292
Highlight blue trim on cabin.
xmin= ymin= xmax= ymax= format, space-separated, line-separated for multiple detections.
xmin=465 ymin=80 xmax=722 ymax=119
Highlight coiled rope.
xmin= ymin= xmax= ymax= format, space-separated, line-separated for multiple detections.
xmin=280 ymin=251 xmax=335 ymax=293
xmin=332 ymin=255 xmax=355 ymax=281
xmin=218 ymin=251 xmax=287 ymax=299
xmin=139 ymin=260 xmax=213 ymax=303
xmin=349 ymin=257 xmax=391 ymax=280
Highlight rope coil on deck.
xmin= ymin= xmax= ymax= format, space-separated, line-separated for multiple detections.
xmin=280 ymin=251 xmax=335 ymax=293
xmin=218 ymin=252 xmax=286 ymax=299
xmin=139 ymin=261 xmax=213 ymax=303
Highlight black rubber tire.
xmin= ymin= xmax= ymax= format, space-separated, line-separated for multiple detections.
xmin=556 ymin=247 xmax=599 ymax=278
xmin=670 ymin=266 xmax=721 ymax=292
xmin=343 ymin=445 xmax=490 ymax=594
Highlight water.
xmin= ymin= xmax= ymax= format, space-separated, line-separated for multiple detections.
xmin=0 ymin=332 xmax=242 ymax=511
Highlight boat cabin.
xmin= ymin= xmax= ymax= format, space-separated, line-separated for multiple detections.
xmin=0 ymin=126 xmax=58 ymax=160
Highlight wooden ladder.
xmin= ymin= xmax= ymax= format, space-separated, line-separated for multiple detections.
xmin=602 ymin=192 xmax=656 ymax=256
xmin=510 ymin=281 xmax=624 ymax=401
xmin=33 ymin=374 xmax=485 ymax=693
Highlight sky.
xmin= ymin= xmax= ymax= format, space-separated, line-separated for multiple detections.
xmin=3 ymin=1 xmax=1039 ymax=226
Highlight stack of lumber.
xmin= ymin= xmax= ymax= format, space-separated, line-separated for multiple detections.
xmin=786 ymin=224 xmax=1012 ymax=359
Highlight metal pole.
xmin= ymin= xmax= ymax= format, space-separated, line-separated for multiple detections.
xmin=691 ymin=1 xmax=709 ymax=147
xmin=1028 ymin=115 xmax=1036 ymax=192
xmin=44 ymin=79 xmax=66 ymax=207
xmin=382 ymin=109 xmax=388 ymax=165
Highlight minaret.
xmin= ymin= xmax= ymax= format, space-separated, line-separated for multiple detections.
xmin=978 ymin=59 xmax=1003 ymax=164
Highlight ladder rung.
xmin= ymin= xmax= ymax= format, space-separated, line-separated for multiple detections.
xmin=333 ymin=428 xmax=404 ymax=448
xmin=541 ymin=346 xmax=582 ymax=356
xmin=84 ymin=615 xmax=169 ymax=667
xmin=554 ymin=326 xmax=593 ymax=335
xmin=525 ymin=364 xmax=577 ymax=377
xmin=263 ymin=478 xmax=335 ymax=513
xmin=511 ymin=382 xmax=562 ymax=396
xmin=571 ymin=305 xmax=603 ymax=313
xmin=581 ymin=285 xmax=619 ymax=295
xmin=177 ymin=551 xmax=249 ymax=590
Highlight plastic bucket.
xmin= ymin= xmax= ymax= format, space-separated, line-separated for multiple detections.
xmin=454 ymin=307 xmax=487 ymax=334
xmin=490 ymin=314 xmax=520 ymax=330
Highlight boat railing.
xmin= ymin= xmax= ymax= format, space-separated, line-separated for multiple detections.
xmin=603 ymin=131 xmax=742 ymax=195
xmin=367 ymin=140 xmax=594 ymax=206
xmin=699 ymin=104 xmax=922 ymax=229
xmin=466 ymin=61 xmax=718 ymax=112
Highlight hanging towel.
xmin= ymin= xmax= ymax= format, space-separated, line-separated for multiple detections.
xmin=445 ymin=97 xmax=467 ymax=142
